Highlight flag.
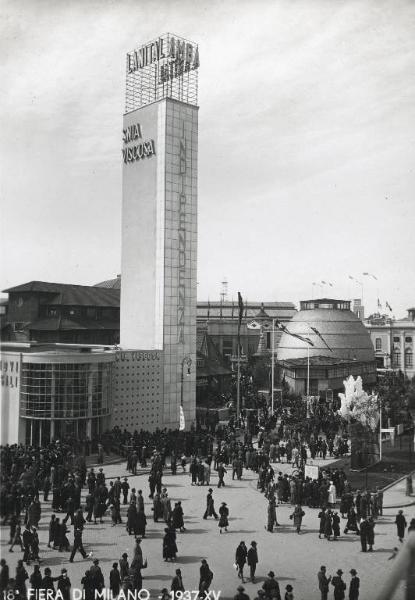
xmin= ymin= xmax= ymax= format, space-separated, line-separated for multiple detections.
xmin=321 ymin=280 xmax=326 ymax=284
xmin=377 ymin=299 xmax=382 ymax=309
xmin=247 ymin=320 xmax=261 ymax=330
xmin=309 ymin=326 xmax=333 ymax=352
xmin=386 ymin=301 xmax=393 ymax=312
xmin=274 ymin=319 xmax=314 ymax=346
xmin=348 ymin=275 xmax=354 ymax=281
xmin=328 ymin=283 xmax=333 ymax=287
xmin=179 ymin=405 xmax=185 ymax=431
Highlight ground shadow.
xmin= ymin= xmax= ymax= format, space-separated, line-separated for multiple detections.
xmin=174 ymin=555 xmax=202 ymax=564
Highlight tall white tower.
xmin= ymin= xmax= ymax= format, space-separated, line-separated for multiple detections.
xmin=113 ymin=34 xmax=199 ymax=430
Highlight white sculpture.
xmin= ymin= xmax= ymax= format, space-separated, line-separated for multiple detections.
xmin=338 ymin=375 xmax=380 ymax=432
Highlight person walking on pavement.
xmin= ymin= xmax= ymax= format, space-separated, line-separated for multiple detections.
xmin=69 ymin=527 xmax=90 ymax=562
xmin=217 ymin=463 xmax=227 ymax=488
xmin=395 ymin=510 xmax=407 ymax=543
xmin=331 ymin=569 xmax=346 ymax=600
xmin=348 ymin=569 xmax=360 ymax=600
xmin=247 ymin=541 xmax=258 ymax=583
xmin=219 ymin=502 xmax=229 ymax=533
xmin=203 ymin=489 xmax=218 ymax=519
xmin=317 ymin=566 xmax=331 ymax=600
xmin=235 ymin=541 xmax=248 ymax=583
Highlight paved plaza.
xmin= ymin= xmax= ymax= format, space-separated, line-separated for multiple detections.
xmin=1 ymin=457 xmax=413 ymax=600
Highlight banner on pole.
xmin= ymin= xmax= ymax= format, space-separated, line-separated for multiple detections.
xmin=179 ymin=405 xmax=185 ymax=431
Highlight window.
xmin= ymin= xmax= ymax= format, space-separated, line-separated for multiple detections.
xmin=405 ymin=337 xmax=413 ymax=343
xmin=393 ymin=350 xmax=401 ymax=368
xmin=405 ymin=350 xmax=413 ymax=368
xmin=393 ymin=337 xmax=400 ymax=343
xmin=375 ymin=338 xmax=382 ymax=351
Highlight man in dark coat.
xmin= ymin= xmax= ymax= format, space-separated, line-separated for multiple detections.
xmin=217 ymin=463 xmax=227 ymax=488
xmin=199 ymin=559 xmax=213 ymax=597
xmin=359 ymin=518 xmax=369 ymax=552
xmin=171 ymin=568 xmax=185 ymax=593
xmin=331 ymin=569 xmax=346 ymax=600
xmin=203 ymin=489 xmax=218 ymax=519
xmin=395 ymin=510 xmax=407 ymax=542
xmin=348 ymin=569 xmax=360 ymax=600
xmin=317 ymin=565 xmax=331 ymax=600
xmin=247 ymin=541 xmax=258 ymax=583
xmin=262 ymin=571 xmax=281 ymax=600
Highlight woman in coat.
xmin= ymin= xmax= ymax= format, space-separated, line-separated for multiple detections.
xmin=324 ymin=510 xmax=333 ymax=541
xmin=395 ymin=510 xmax=407 ymax=542
xmin=332 ymin=511 xmax=341 ymax=540
xmin=172 ymin=502 xmax=185 ymax=532
xmin=153 ymin=494 xmax=164 ymax=522
xmin=136 ymin=510 xmax=147 ymax=538
xmin=163 ymin=527 xmax=178 ymax=561
xmin=290 ymin=504 xmax=305 ymax=534
xmin=218 ymin=502 xmax=229 ymax=534
xmin=127 ymin=503 xmax=138 ymax=535
xmin=344 ymin=507 xmax=360 ymax=535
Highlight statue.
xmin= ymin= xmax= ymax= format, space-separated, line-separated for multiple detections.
xmin=338 ymin=376 xmax=380 ymax=469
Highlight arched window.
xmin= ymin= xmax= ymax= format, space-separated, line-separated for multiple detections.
xmin=393 ymin=350 xmax=401 ymax=368
xmin=405 ymin=349 xmax=413 ymax=368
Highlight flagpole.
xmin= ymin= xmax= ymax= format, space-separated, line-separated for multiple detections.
xmin=271 ymin=318 xmax=275 ymax=414
xmin=307 ymin=343 xmax=310 ymax=397
xmin=237 ymin=342 xmax=241 ymax=419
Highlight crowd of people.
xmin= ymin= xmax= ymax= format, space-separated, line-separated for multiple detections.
xmin=0 ymin=396 xmax=414 ymax=600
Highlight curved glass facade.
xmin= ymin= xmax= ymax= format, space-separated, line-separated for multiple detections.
xmin=20 ymin=361 xmax=112 ymax=420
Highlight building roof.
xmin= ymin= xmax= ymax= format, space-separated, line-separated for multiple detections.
xmin=277 ymin=307 xmax=375 ymax=363
xmin=278 ymin=355 xmax=358 ymax=368
xmin=3 ymin=281 xmax=120 ymax=307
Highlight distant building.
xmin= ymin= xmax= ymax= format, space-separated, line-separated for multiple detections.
xmin=277 ymin=298 xmax=377 ymax=396
xmin=365 ymin=308 xmax=415 ymax=378
xmin=2 ymin=281 xmax=120 ymax=345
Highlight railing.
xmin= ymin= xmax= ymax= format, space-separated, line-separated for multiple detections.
xmin=376 ymin=531 xmax=415 ymax=600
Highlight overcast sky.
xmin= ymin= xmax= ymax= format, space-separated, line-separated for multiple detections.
xmin=1 ymin=0 xmax=414 ymax=316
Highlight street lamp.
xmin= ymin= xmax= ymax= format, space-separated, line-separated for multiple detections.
xmin=180 ymin=356 xmax=192 ymax=407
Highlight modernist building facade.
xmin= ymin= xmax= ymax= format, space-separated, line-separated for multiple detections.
xmin=0 ymin=341 xmax=115 ymax=445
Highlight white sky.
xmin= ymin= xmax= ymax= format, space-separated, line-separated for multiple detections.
xmin=1 ymin=0 xmax=414 ymax=317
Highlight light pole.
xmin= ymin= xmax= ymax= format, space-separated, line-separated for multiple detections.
xmin=180 ymin=356 xmax=192 ymax=407
xmin=271 ymin=318 xmax=275 ymax=414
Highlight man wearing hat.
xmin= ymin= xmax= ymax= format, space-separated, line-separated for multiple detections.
xmin=317 ymin=565 xmax=331 ymax=600
xmin=348 ymin=569 xmax=360 ymax=600
xmin=262 ymin=571 xmax=281 ymax=600
xmin=171 ymin=568 xmax=185 ymax=593
xmin=247 ymin=541 xmax=258 ymax=583
xmin=203 ymin=489 xmax=218 ymax=519
xmin=331 ymin=569 xmax=346 ymax=600
xmin=234 ymin=585 xmax=250 ymax=600
xmin=90 ymin=558 xmax=104 ymax=592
